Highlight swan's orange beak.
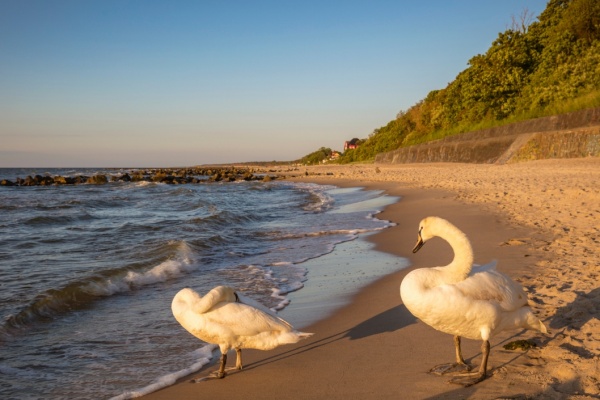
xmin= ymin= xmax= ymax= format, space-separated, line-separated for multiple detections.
xmin=413 ymin=231 xmax=425 ymax=253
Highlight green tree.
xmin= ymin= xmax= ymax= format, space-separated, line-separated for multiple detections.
xmin=299 ymin=147 xmax=333 ymax=165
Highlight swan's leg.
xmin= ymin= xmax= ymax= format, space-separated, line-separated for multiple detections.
xmin=454 ymin=336 xmax=468 ymax=365
xmin=429 ymin=336 xmax=472 ymax=375
xmin=235 ymin=348 xmax=243 ymax=370
xmin=449 ymin=340 xmax=490 ymax=387
xmin=217 ymin=352 xmax=228 ymax=379
xmin=480 ymin=340 xmax=490 ymax=377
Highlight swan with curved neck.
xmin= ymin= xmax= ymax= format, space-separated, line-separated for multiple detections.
xmin=400 ymin=216 xmax=547 ymax=386
xmin=172 ymin=285 xmax=313 ymax=379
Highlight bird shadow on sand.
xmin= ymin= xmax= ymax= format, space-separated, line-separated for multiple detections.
xmin=546 ymin=286 xmax=599 ymax=360
xmin=239 ymin=304 xmax=415 ymax=372
xmin=421 ymin=377 xmax=600 ymax=400
xmin=345 ymin=303 xmax=416 ymax=340
xmin=549 ymin=286 xmax=599 ymax=330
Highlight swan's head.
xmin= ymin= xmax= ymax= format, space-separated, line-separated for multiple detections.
xmin=412 ymin=216 xmax=448 ymax=253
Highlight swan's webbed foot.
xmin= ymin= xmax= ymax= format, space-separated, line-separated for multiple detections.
xmin=447 ymin=340 xmax=490 ymax=387
xmin=191 ymin=371 xmax=224 ymax=382
xmin=209 ymin=352 xmax=229 ymax=379
xmin=192 ymin=366 xmax=237 ymax=382
xmin=447 ymin=370 xmax=486 ymax=387
xmin=430 ymin=336 xmax=472 ymax=375
xmin=191 ymin=350 xmax=244 ymax=382
xmin=429 ymin=362 xmax=472 ymax=375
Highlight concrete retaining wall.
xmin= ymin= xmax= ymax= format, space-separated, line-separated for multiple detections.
xmin=374 ymin=107 xmax=600 ymax=164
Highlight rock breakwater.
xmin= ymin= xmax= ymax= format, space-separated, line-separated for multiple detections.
xmin=0 ymin=166 xmax=288 ymax=187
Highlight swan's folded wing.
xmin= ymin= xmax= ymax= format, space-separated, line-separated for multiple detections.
xmin=473 ymin=260 xmax=497 ymax=271
xmin=236 ymin=293 xmax=292 ymax=329
xmin=203 ymin=303 xmax=293 ymax=336
xmin=454 ymin=268 xmax=529 ymax=311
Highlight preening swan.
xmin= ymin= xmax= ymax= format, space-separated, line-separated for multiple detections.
xmin=172 ymin=285 xmax=313 ymax=379
xmin=400 ymin=216 xmax=547 ymax=386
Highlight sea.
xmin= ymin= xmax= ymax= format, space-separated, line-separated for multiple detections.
xmin=0 ymin=168 xmax=408 ymax=399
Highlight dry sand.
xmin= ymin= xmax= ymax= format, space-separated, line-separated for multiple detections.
xmin=144 ymin=158 xmax=599 ymax=399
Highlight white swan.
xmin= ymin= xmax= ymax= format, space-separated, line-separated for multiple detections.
xmin=400 ymin=216 xmax=547 ymax=386
xmin=172 ymin=285 xmax=313 ymax=379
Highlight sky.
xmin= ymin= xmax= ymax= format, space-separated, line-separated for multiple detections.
xmin=1 ymin=0 xmax=550 ymax=168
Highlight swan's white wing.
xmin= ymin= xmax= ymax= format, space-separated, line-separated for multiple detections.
xmin=454 ymin=266 xmax=528 ymax=312
xmin=236 ymin=293 xmax=292 ymax=329
xmin=203 ymin=302 xmax=292 ymax=337
xmin=473 ymin=260 xmax=497 ymax=270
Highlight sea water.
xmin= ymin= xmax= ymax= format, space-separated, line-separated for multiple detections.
xmin=0 ymin=168 xmax=406 ymax=399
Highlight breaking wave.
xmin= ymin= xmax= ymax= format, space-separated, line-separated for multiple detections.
xmin=1 ymin=241 xmax=195 ymax=338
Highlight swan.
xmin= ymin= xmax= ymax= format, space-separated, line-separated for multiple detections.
xmin=172 ymin=285 xmax=313 ymax=379
xmin=399 ymin=216 xmax=547 ymax=386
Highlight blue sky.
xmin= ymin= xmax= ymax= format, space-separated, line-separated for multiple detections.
xmin=1 ymin=0 xmax=549 ymax=167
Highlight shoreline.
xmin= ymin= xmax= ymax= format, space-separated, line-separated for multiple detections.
xmin=144 ymin=159 xmax=599 ymax=399
xmin=278 ymin=230 xmax=409 ymax=330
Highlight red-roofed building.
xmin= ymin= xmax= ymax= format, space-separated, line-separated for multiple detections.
xmin=344 ymin=138 xmax=360 ymax=151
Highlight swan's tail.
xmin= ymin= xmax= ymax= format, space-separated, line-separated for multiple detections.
xmin=535 ymin=319 xmax=548 ymax=334
xmin=524 ymin=309 xmax=548 ymax=334
xmin=278 ymin=330 xmax=313 ymax=345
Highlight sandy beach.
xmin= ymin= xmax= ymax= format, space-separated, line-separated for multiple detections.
xmin=144 ymin=158 xmax=599 ymax=399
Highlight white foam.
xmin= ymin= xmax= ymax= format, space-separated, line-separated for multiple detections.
xmin=82 ymin=278 xmax=130 ymax=297
xmin=268 ymin=262 xmax=307 ymax=311
xmin=367 ymin=209 xmax=397 ymax=227
xmin=124 ymin=258 xmax=193 ymax=286
xmin=271 ymin=261 xmax=293 ymax=266
xmin=109 ymin=345 xmax=217 ymax=400
xmin=270 ymin=287 xmax=295 ymax=311
xmin=82 ymin=243 xmax=195 ymax=297
xmin=292 ymin=182 xmax=336 ymax=212
xmin=133 ymin=181 xmax=153 ymax=188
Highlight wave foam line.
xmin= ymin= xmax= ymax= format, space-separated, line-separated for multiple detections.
xmin=264 ymin=262 xmax=308 ymax=311
xmin=290 ymin=182 xmax=336 ymax=212
xmin=272 ymin=227 xmax=385 ymax=242
xmin=109 ymin=345 xmax=217 ymax=400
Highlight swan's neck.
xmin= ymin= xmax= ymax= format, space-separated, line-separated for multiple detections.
xmin=440 ymin=225 xmax=473 ymax=283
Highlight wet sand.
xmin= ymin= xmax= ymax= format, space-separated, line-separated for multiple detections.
xmin=144 ymin=158 xmax=599 ymax=399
